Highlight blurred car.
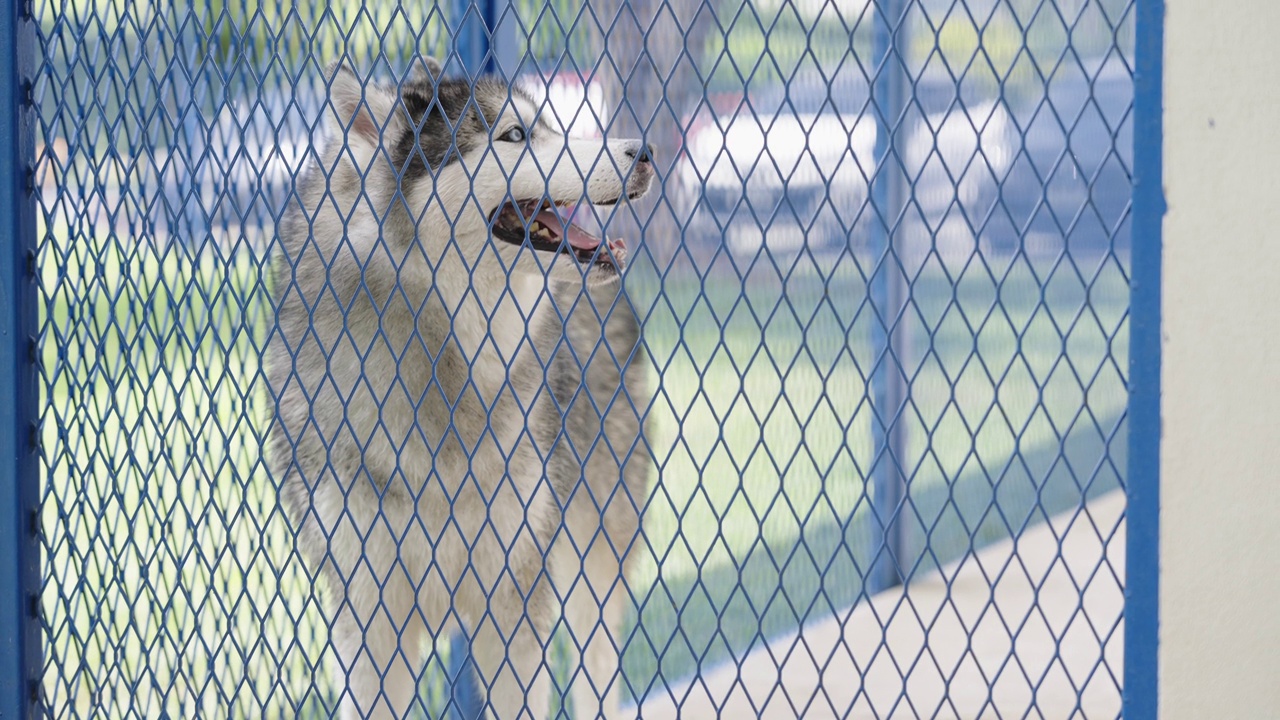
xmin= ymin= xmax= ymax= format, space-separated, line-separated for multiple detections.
xmin=678 ymin=102 xmax=878 ymax=257
xmin=673 ymin=63 xmax=1133 ymax=261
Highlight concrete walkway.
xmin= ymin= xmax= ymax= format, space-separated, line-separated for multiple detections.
xmin=638 ymin=490 xmax=1126 ymax=719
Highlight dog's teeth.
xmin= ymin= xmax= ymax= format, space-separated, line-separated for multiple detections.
xmin=530 ymin=221 xmax=543 ymax=232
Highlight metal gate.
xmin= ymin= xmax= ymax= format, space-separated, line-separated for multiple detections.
xmin=0 ymin=0 xmax=1158 ymax=716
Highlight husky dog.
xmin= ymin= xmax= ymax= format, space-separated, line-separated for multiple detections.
xmin=266 ymin=57 xmax=654 ymax=719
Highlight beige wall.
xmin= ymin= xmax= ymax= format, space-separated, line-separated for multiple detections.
xmin=1161 ymin=0 xmax=1280 ymax=715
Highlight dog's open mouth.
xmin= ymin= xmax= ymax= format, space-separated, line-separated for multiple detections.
xmin=490 ymin=200 xmax=627 ymax=271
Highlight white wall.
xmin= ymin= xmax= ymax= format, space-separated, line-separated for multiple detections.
xmin=1161 ymin=0 xmax=1280 ymax=715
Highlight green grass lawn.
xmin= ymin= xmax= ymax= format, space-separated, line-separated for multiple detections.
xmin=36 ymin=219 xmax=1127 ymax=717
xmin=619 ymin=249 xmax=1127 ymax=699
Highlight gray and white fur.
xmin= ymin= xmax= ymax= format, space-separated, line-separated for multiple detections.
xmin=266 ymin=57 xmax=655 ymax=719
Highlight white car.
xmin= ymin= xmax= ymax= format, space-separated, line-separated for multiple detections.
xmin=678 ymin=108 xmax=878 ymax=256
xmin=675 ymin=98 xmax=1020 ymax=259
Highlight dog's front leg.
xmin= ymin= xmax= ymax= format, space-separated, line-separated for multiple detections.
xmin=324 ymin=492 xmax=427 ymax=720
xmin=462 ymin=522 xmax=555 ymax=720
xmin=563 ymin=546 xmax=628 ymax=720
xmin=468 ymin=575 xmax=554 ymax=720
xmin=333 ymin=555 xmax=425 ymax=719
xmin=335 ymin=599 xmax=423 ymax=719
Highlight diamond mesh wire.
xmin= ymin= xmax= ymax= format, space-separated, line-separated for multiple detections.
xmin=29 ymin=0 xmax=1133 ymax=716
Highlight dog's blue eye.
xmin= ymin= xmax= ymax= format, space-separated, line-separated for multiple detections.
xmin=500 ymin=127 xmax=526 ymax=143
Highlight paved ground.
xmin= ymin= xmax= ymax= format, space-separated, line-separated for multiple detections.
xmin=638 ymin=490 xmax=1126 ymax=719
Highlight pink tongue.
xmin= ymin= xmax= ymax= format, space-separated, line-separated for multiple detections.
xmin=535 ymin=206 xmax=600 ymax=251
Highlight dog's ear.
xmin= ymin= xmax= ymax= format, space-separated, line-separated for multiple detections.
xmin=409 ymin=56 xmax=444 ymax=87
xmin=323 ymin=61 xmax=398 ymax=155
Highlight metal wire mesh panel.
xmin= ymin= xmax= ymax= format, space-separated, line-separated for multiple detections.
xmin=30 ymin=0 xmax=1133 ymax=716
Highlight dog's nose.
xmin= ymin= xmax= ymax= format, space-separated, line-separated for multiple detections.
xmin=625 ymin=143 xmax=654 ymax=164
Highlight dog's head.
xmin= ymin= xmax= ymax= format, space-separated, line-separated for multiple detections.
xmin=322 ymin=58 xmax=654 ymax=287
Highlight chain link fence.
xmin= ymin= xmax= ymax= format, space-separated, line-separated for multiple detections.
xmin=22 ymin=0 xmax=1132 ymax=716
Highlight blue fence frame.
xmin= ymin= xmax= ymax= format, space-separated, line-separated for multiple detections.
xmin=1124 ymin=0 xmax=1165 ymax=716
xmin=1 ymin=0 xmax=39 ymax=714
xmin=2 ymin=0 xmax=1163 ymax=714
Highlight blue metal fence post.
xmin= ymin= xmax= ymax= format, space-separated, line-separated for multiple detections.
xmin=451 ymin=0 xmax=517 ymax=78
xmin=0 ymin=0 xmax=41 ymax=714
xmin=448 ymin=633 xmax=485 ymax=720
xmin=479 ymin=0 xmax=518 ymax=79
xmin=446 ymin=0 xmax=513 ymax=716
xmin=1126 ymin=0 xmax=1164 ymax=716
xmin=868 ymin=0 xmax=909 ymax=593
xmin=175 ymin=10 xmax=207 ymax=250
